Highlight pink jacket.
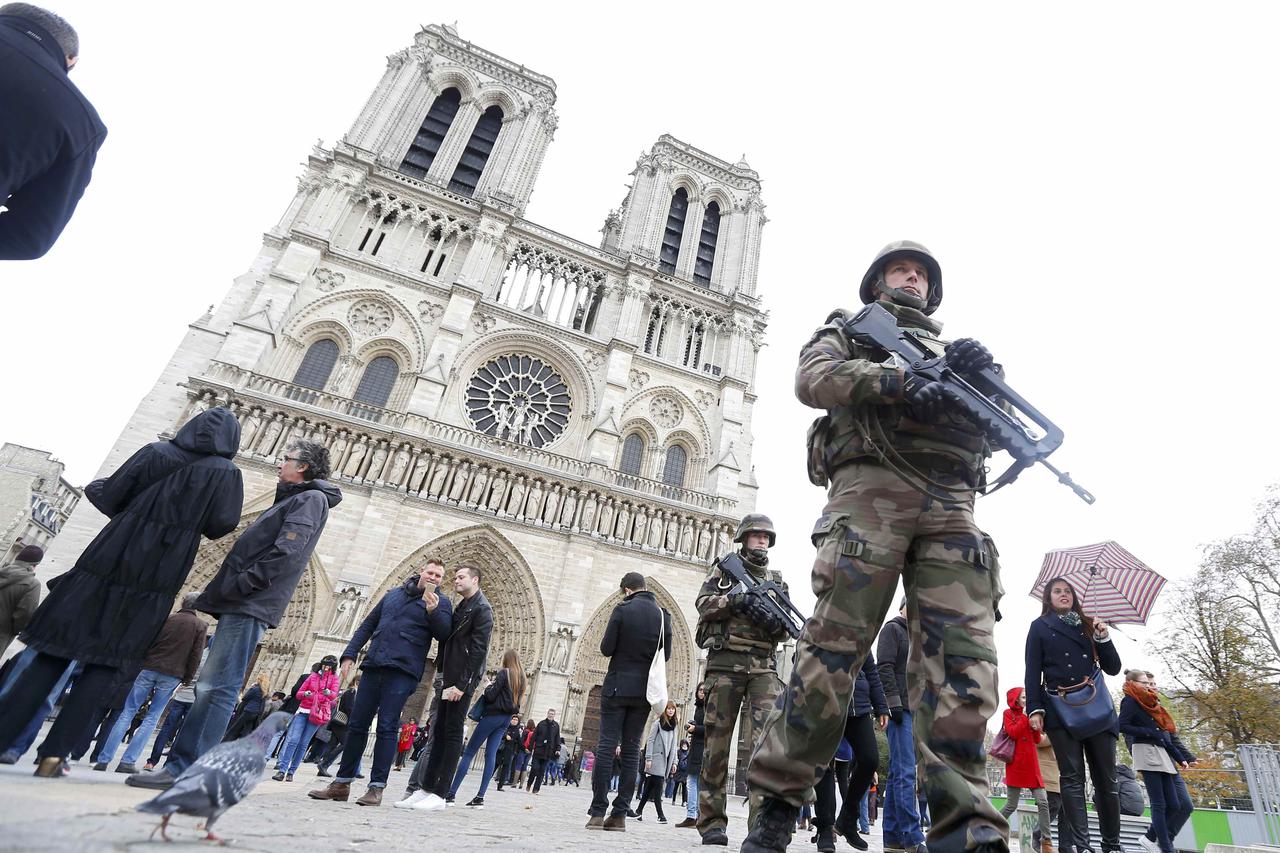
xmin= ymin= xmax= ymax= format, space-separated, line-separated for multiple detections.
xmin=296 ymin=671 xmax=340 ymax=714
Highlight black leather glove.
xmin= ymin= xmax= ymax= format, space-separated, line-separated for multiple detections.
xmin=889 ymin=707 xmax=904 ymax=725
xmin=903 ymin=376 xmax=955 ymax=422
xmin=727 ymin=592 xmax=749 ymax=614
xmin=945 ymin=338 xmax=994 ymax=376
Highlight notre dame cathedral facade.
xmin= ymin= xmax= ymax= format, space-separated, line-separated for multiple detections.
xmin=43 ymin=24 xmax=771 ymax=748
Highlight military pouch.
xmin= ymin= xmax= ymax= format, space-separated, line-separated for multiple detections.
xmin=810 ymin=511 xmax=847 ymax=547
xmin=805 ymin=415 xmax=833 ymax=487
xmin=980 ymin=530 xmax=1004 ymax=619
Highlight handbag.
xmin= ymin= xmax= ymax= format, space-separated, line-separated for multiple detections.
xmin=331 ymin=710 xmax=349 ymax=726
xmin=308 ymin=698 xmax=332 ymax=726
xmin=468 ymin=693 xmax=488 ymax=722
xmin=1045 ymin=668 xmax=1115 ymax=739
xmin=646 ymin=609 xmax=669 ymax=710
xmin=989 ymin=728 xmax=1016 ymax=763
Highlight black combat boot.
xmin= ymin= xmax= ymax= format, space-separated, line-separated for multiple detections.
xmin=815 ymin=825 xmax=836 ymax=852
xmin=739 ymin=797 xmax=799 ymax=853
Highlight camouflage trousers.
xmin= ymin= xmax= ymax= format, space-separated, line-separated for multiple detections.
xmin=746 ymin=462 xmax=1007 ymax=853
xmin=697 ymin=651 xmax=782 ymax=834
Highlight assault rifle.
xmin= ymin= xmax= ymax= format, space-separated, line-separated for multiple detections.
xmin=842 ymin=303 xmax=1095 ymax=504
xmin=717 ymin=552 xmax=806 ymax=640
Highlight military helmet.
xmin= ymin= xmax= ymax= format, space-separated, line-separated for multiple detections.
xmin=858 ymin=240 xmax=943 ymax=315
xmin=734 ymin=514 xmax=776 ymax=548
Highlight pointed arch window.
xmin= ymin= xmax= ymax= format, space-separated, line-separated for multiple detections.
xmin=693 ymin=201 xmax=721 ymax=285
xmin=400 ymin=87 xmax=462 ymax=179
xmin=352 ymin=356 xmax=399 ymax=409
xmin=619 ymin=434 xmax=645 ymax=476
xmin=661 ymin=445 xmax=687 ymax=488
xmin=658 ymin=188 xmax=688 ymax=275
xmin=449 ymin=105 xmax=504 ymax=196
xmin=293 ymin=339 xmax=339 ymax=390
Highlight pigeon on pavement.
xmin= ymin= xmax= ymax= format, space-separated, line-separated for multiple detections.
xmin=135 ymin=711 xmax=290 ymax=843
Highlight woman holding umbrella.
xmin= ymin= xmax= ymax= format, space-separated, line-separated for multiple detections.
xmin=1024 ymin=577 xmax=1123 ymax=853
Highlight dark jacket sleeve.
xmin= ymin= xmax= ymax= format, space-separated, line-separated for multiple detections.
xmin=863 ymin=653 xmax=888 ymax=716
xmin=239 ymin=492 xmax=326 ymax=594
xmin=83 ymin=445 xmax=152 ymax=518
xmin=462 ymin=604 xmax=494 ymax=695
xmin=1168 ymin=732 xmax=1196 ymax=765
xmin=1096 ymin=637 xmax=1122 ymax=676
xmin=1118 ymin=695 xmax=1167 ymax=745
xmin=1024 ymin=621 xmax=1047 ymax=718
xmin=342 ymin=595 xmax=384 ymax=661
xmin=204 ymin=467 xmax=244 ymax=540
xmin=0 ymin=129 xmax=105 ymax=261
xmin=876 ymin=622 xmax=903 ymax=710
xmin=663 ymin=609 xmax=673 ymax=661
xmin=185 ymin=620 xmax=207 ymax=683
xmin=427 ymin=589 xmax=452 ymax=642
xmin=600 ymin=606 xmax=623 ymax=657
xmin=12 ymin=581 xmax=40 ymax=636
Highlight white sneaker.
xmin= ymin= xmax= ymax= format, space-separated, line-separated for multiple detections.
xmin=412 ymin=793 xmax=447 ymax=812
xmin=1139 ymin=836 xmax=1159 ymax=853
xmin=394 ymin=790 xmax=428 ymax=810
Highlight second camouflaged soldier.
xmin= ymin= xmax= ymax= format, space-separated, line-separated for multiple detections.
xmin=741 ymin=242 xmax=1007 ymax=853
xmin=696 ymin=514 xmax=792 ymax=848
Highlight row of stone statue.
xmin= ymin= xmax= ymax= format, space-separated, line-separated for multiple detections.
xmin=193 ymin=392 xmax=730 ymax=562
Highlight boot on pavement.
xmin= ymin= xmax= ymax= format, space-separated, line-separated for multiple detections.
xmin=356 ymin=787 xmax=383 ymax=806
xmin=603 ymin=812 xmax=627 ymax=832
xmin=816 ymin=826 xmax=837 ymax=853
xmin=739 ymin=796 xmax=799 ymax=853
xmin=676 ymin=817 xmax=698 ymax=828
xmin=701 ymin=827 xmax=728 ymax=846
xmin=308 ymin=781 xmax=351 ymax=801
xmin=586 ymin=816 xmax=605 ymax=830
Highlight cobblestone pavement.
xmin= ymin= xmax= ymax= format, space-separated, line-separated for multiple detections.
xmin=0 ymin=758 xmax=894 ymax=852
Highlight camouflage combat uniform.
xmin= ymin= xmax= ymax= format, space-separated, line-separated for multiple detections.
xmin=746 ymin=297 xmax=1007 ymax=853
xmin=695 ymin=553 xmax=789 ymax=836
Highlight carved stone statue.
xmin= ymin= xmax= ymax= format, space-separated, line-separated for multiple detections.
xmin=487 ymin=470 xmax=509 ymax=512
xmin=633 ymin=507 xmax=649 ymax=547
xmin=448 ymin=461 xmax=471 ymax=502
xmin=696 ymin=521 xmax=713 ymax=560
xmin=467 ymin=465 xmax=490 ymax=506
xmin=386 ymin=444 xmax=412 ymax=488
xmin=548 ymin=629 xmax=574 ymax=672
xmin=239 ymin=407 xmax=263 ymax=452
xmin=647 ymin=510 xmax=666 ymax=549
xmin=664 ymin=515 xmax=679 ymax=551
xmin=255 ymin=414 xmax=284 ymax=458
xmin=559 ymin=488 xmax=578 ymax=527
xmin=680 ymin=517 xmax=695 ymax=555
xmin=367 ymin=441 xmax=390 ymax=482
xmin=579 ymin=491 xmax=597 ymax=532
xmin=342 ymin=436 xmax=368 ymax=479
xmin=328 ymin=430 xmax=350 ymax=474
xmin=326 ymin=587 xmax=362 ymax=635
xmin=408 ymin=450 xmax=431 ymax=493
xmin=505 ymin=474 xmax=527 ymax=516
xmin=542 ymin=484 xmax=561 ymax=525
xmin=427 ymin=455 xmax=450 ymax=497
xmin=597 ymin=497 xmax=615 ymax=537
xmin=614 ymin=502 xmax=632 ymax=543
xmin=525 ymin=479 xmax=544 ymax=520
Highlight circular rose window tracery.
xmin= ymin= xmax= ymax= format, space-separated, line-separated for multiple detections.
xmin=465 ymin=354 xmax=573 ymax=447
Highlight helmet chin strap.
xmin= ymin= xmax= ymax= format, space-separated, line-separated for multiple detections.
xmin=875 ymin=277 xmax=927 ymax=311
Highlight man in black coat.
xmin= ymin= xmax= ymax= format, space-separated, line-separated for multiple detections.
xmin=526 ymin=709 xmax=561 ymax=793
xmin=495 ymin=714 xmax=523 ymax=791
xmin=309 ymin=559 xmax=452 ymax=807
xmin=0 ymin=4 xmax=107 ymax=259
xmin=586 ymin=571 xmax=672 ymax=831
xmin=128 ymin=438 xmax=340 ymax=790
xmin=0 ymin=407 xmax=243 ymax=776
xmin=403 ymin=564 xmax=493 ymax=809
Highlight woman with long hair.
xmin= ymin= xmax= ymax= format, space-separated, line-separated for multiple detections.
xmin=1024 ymin=578 xmax=1123 ymax=853
xmin=447 ymin=649 xmax=528 ymax=808
xmin=635 ymin=700 xmax=679 ymax=824
xmin=1119 ymin=670 xmax=1195 ymax=853
xmin=223 ymin=673 xmax=271 ymax=741
xmin=274 ymin=655 xmax=340 ymax=781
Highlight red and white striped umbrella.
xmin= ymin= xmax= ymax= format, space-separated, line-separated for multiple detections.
xmin=1029 ymin=541 xmax=1166 ymax=625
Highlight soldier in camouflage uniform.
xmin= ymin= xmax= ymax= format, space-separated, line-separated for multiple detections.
xmin=741 ymin=242 xmax=1007 ymax=853
xmin=695 ymin=514 xmax=791 ymax=848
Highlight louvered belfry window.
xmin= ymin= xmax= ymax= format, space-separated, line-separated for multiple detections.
xmin=293 ymin=339 xmax=339 ymax=390
xmin=400 ymin=88 xmax=462 ymax=180
xmin=620 ymin=434 xmax=645 ymax=476
xmin=661 ymin=445 xmax=687 ymax=487
xmin=448 ymin=106 xmax=504 ymax=196
xmin=352 ymin=356 xmax=399 ymax=408
xmin=693 ymin=201 xmax=721 ymax=285
xmin=658 ymin=188 xmax=688 ymax=275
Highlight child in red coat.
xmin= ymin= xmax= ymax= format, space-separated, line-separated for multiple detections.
xmin=999 ymin=687 xmax=1054 ymax=853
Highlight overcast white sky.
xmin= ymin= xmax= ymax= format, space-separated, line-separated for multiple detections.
xmin=3 ymin=2 xmax=1279 ymax=711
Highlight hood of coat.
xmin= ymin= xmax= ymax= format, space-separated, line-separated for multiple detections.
xmin=171 ymin=408 xmax=242 ymax=459
xmin=0 ymin=562 xmax=36 ymax=592
xmin=1006 ymin=686 xmax=1024 ymax=709
xmin=274 ymin=478 xmax=343 ymax=508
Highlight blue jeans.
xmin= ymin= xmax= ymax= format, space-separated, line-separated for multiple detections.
xmin=0 ymin=649 xmax=75 ymax=756
xmin=277 ymin=713 xmax=320 ymax=774
xmin=686 ymin=772 xmax=700 ymax=819
xmin=336 ymin=666 xmax=417 ymax=788
xmin=164 ymin=613 xmax=266 ymax=775
xmin=148 ymin=700 xmax=191 ymax=766
xmin=860 ymin=790 xmax=870 ymax=832
xmin=95 ymin=669 xmax=181 ymax=767
xmin=448 ymin=713 xmax=508 ymax=799
xmin=1143 ymin=770 xmax=1193 ymax=853
xmin=884 ymin=711 xmax=925 ymax=847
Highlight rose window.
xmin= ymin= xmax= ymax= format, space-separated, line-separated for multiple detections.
xmin=465 ymin=354 xmax=572 ymax=447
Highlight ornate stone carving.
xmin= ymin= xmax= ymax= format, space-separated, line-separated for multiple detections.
xmin=649 ymin=394 xmax=683 ymax=429
xmin=472 ymin=313 xmax=497 ymax=334
xmin=695 ymin=390 xmax=716 ymax=411
xmin=628 ymin=369 xmax=649 ymax=391
xmin=583 ymin=350 xmax=606 ymax=373
xmin=417 ymin=300 xmax=444 ymax=322
xmin=314 ymin=268 xmax=345 ymax=292
xmin=546 ymin=624 xmax=576 ymax=674
xmin=348 ymin=299 xmax=393 ymax=337
xmin=325 ymin=585 xmax=365 ymax=636
xmin=464 ymin=354 xmax=573 ymax=448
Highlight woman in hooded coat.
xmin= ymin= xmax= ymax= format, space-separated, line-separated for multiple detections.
xmin=0 ymin=407 xmax=244 ymax=775
xmin=999 ymin=687 xmax=1053 ymax=853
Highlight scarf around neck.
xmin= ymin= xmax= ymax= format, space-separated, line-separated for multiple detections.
xmin=1123 ymin=681 xmax=1176 ymax=733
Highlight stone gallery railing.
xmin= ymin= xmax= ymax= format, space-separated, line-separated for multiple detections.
xmin=188 ymin=370 xmax=737 ymax=564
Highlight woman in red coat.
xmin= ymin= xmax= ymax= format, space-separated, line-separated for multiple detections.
xmin=999 ymin=687 xmax=1054 ymax=853
xmin=394 ymin=719 xmax=417 ymax=769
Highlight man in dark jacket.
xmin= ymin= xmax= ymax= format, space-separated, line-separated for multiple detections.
xmin=0 ymin=4 xmax=107 ymax=260
xmin=128 ymin=438 xmax=339 ymax=790
xmin=586 ymin=571 xmax=672 ymax=831
xmin=0 ymin=407 xmax=243 ymax=776
xmin=0 ymin=544 xmax=43 ymax=655
xmin=93 ymin=592 xmax=207 ymax=773
xmin=403 ymin=564 xmax=493 ymax=810
xmin=876 ymin=600 xmax=926 ymax=853
xmin=309 ymin=559 xmax=452 ymax=807
xmin=526 ymin=709 xmax=561 ymax=794
xmin=495 ymin=714 xmax=523 ymax=791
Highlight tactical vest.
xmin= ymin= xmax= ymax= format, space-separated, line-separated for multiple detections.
xmin=696 ymin=558 xmax=786 ymax=655
xmin=805 ymin=303 xmax=991 ymax=487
